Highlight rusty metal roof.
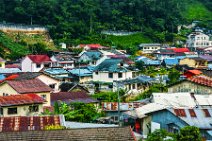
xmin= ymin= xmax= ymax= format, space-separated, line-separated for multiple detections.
xmin=0 ymin=115 xmax=65 ymax=132
xmin=5 ymin=78 xmax=52 ymax=94
xmin=0 ymin=94 xmax=45 ymax=106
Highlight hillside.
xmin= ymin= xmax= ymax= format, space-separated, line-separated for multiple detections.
xmin=0 ymin=29 xmax=56 ymax=60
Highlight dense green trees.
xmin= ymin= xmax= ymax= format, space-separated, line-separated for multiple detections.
xmin=0 ymin=0 xmax=210 ymax=44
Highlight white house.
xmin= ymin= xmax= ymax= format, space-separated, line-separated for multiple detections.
xmin=51 ymin=53 xmax=75 ymax=69
xmin=21 ymin=55 xmax=52 ymax=72
xmin=93 ymin=58 xmax=137 ymax=85
xmin=139 ymin=43 xmax=161 ymax=54
xmin=186 ymin=31 xmax=212 ymax=49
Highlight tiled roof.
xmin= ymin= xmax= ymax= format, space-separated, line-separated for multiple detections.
xmin=187 ymin=75 xmax=212 ymax=87
xmin=51 ymin=91 xmax=97 ymax=104
xmin=94 ymin=59 xmax=128 ymax=72
xmin=5 ymin=78 xmax=52 ymax=94
xmin=27 ymin=55 xmax=52 ymax=64
xmin=0 ymin=126 xmax=135 ymax=141
xmin=0 ymin=94 xmax=45 ymax=106
xmin=0 ymin=115 xmax=65 ymax=132
xmin=14 ymin=72 xmax=42 ymax=80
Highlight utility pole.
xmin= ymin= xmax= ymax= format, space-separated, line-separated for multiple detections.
xmin=116 ymin=81 xmax=121 ymax=127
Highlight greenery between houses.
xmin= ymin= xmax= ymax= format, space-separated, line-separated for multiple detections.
xmin=146 ymin=126 xmax=202 ymax=141
xmin=50 ymin=102 xmax=104 ymax=122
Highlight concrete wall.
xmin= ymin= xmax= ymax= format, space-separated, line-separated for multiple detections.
xmin=168 ymin=81 xmax=212 ymax=94
xmin=2 ymin=104 xmax=43 ymax=117
xmin=93 ymin=71 xmax=133 ymax=83
xmin=37 ymin=74 xmax=60 ymax=92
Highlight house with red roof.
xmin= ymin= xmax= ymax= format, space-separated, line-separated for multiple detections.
xmin=21 ymin=55 xmax=52 ymax=72
xmin=0 ymin=78 xmax=52 ymax=106
xmin=0 ymin=94 xmax=45 ymax=117
xmin=183 ymin=69 xmax=202 ymax=78
xmin=168 ymin=75 xmax=212 ymax=94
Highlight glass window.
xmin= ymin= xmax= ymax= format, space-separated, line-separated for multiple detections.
xmin=118 ymin=73 xmax=123 ymax=78
xmin=36 ymin=64 xmax=41 ymax=68
xmin=49 ymin=84 xmax=56 ymax=89
xmin=8 ymin=107 xmax=17 ymax=115
xmin=108 ymin=73 xmax=113 ymax=78
xmin=41 ymin=95 xmax=46 ymax=100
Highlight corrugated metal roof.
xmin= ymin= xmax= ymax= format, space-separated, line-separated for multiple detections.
xmin=44 ymin=68 xmax=68 ymax=75
xmin=6 ymin=78 xmax=52 ymax=94
xmin=0 ymin=115 xmax=65 ymax=132
xmin=68 ymin=68 xmax=92 ymax=77
xmin=164 ymin=58 xmax=179 ymax=65
xmin=168 ymin=108 xmax=212 ymax=129
xmin=65 ymin=121 xmax=118 ymax=129
xmin=0 ymin=94 xmax=45 ymax=106
xmin=0 ymin=68 xmax=21 ymax=74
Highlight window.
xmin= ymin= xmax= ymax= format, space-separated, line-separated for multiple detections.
xmin=0 ymin=108 xmax=3 ymax=115
xmin=36 ymin=64 xmax=41 ymax=68
xmin=41 ymin=95 xmax=46 ymax=100
xmin=44 ymin=64 xmax=50 ymax=67
xmin=49 ymin=84 xmax=56 ymax=89
xmin=132 ymin=84 xmax=136 ymax=89
xmin=189 ymin=109 xmax=196 ymax=117
xmin=29 ymin=105 xmax=39 ymax=112
xmin=3 ymin=93 xmax=8 ymax=96
xmin=95 ymin=72 xmax=98 ymax=75
xmin=118 ymin=73 xmax=123 ymax=78
xmin=8 ymin=107 xmax=17 ymax=115
xmin=202 ymin=109 xmax=211 ymax=117
xmin=0 ymin=64 xmax=2 ymax=67
xmin=108 ymin=73 xmax=113 ymax=78
xmin=174 ymin=109 xmax=186 ymax=117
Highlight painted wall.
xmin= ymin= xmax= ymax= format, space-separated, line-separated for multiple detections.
xmin=37 ymin=74 xmax=60 ymax=92
xmin=179 ymin=58 xmax=207 ymax=68
xmin=1 ymin=104 xmax=43 ymax=117
xmin=0 ymin=83 xmax=51 ymax=106
xmin=93 ymin=71 xmax=133 ymax=83
xmin=168 ymin=81 xmax=212 ymax=94
xmin=0 ymin=62 xmax=5 ymax=68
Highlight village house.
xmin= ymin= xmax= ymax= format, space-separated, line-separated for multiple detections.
xmin=0 ymin=57 xmax=5 ymax=68
xmin=199 ymin=55 xmax=212 ymax=69
xmin=168 ymin=75 xmax=212 ymax=94
xmin=76 ymin=44 xmax=109 ymax=50
xmin=78 ymin=50 xmax=102 ymax=66
xmin=139 ymin=43 xmax=161 ymax=54
xmin=44 ymin=68 xmax=69 ymax=82
xmin=0 ymin=94 xmax=45 ymax=117
xmin=51 ymin=52 xmax=75 ymax=69
xmin=179 ymin=57 xmax=208 ymax=69
xmin=162 ymin=58 xmax=179 ymax=68
xmin=183 ymin=69 xmax=202 ymax=78
xmin=153 ymin=49 xmax=176 ymax=60
xmin=113 ymin=75 xmax=156 ymax=94
xmin=68 ymin=66 xmax=94 ymax=83
xmin=21 ymin=55 xmax=52 ymax=72
xmin=93 ymin=58 xmax=137 ymax=91
xmin=196 ymin=47 xmax=212 ymax=55
xmin=186 ymin=30 xmax=212 ymax=49
xmin=133 ymin=93 xmax=212 ymax=140
xmin=0 ymin=78 xmax=52 ymax=106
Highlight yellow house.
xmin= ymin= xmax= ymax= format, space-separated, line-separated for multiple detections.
xmin=179 ymin=57 xmax=207 ymax=69
xmin=0 ymin=57 xmax=5 ymax=68
xmin=0 ymin=94 xmax=45 ymax=117
xmin=0 ymin=78 xmax=52 ymax=106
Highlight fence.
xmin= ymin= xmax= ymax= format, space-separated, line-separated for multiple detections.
xmin=0 ymin=23 xmax=48 ymax=33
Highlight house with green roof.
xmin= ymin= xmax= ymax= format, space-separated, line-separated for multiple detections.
xmin=93 ymin=58 xmax=138 ymax=91
xmin=79 ymin=50 xmax=102 ymax=66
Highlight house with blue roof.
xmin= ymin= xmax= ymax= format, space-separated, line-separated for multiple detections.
xmin=68 ymin=67 xmax=94 ymax=83
xmin=93 ymin=58 xmax=138 ymax=91
xmin=113 ymin=75 xmax=156 ymax=93
xmin=162 ymin=58 xmax=179 ymax=67
xmin=136 ymin=56 xmax=161 ymax=66
xmin=79 ymin=51 xmax=102 ymax=66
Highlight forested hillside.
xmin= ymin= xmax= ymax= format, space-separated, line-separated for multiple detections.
xmin=0 ymin=0 xmax=211 ymax=42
